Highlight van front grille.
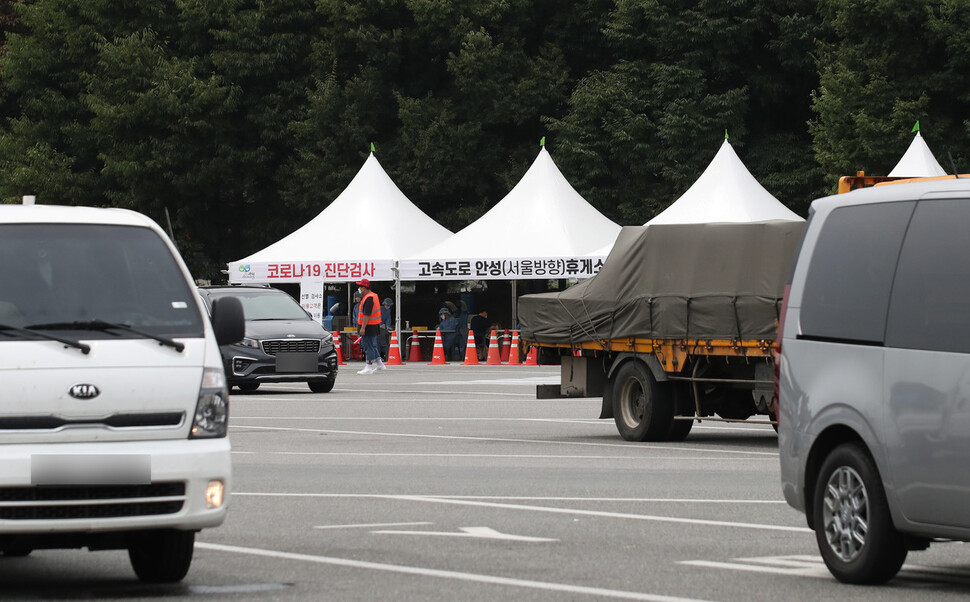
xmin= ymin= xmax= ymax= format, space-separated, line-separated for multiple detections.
xmin=0 ymin=412 xmax=185 ymax=431
xmin=261 ymin=339 xmax=320 ymax=355
xmin=0 ymin=482 xmax=185 ymax=521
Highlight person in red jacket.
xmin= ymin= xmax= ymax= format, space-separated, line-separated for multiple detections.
xmin=355 ymin=278 xmax=384 ymax=374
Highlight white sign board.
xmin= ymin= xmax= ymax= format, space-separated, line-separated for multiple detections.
xmin=299 ymin=279 xmax=325 ymax=324
xmin=398 ymin=257 xmax=607 ymax=280
xmin=229 ymin=260 xmax=395 ymax=283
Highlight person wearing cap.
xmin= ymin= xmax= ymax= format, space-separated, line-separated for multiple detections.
xmin=355 ymin=278 xmax=384 ymax=374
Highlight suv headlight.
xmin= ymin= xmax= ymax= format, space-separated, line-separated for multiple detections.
xmin=191 ymin=368 xmax=229 ymax=438
xmin=239 ymin=337 xmax=259 ymax=349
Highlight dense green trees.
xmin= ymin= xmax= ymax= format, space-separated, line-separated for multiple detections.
xmin=1 ymin=1 xmax=967 ymax=278
xmin=812 ymin=0 xmax=970 ymax=186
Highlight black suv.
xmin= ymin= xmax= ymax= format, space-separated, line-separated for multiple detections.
xmin=198 ymin=286 xmax=338 ymax=393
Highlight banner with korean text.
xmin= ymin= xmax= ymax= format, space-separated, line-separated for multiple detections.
xmin=398 ymin=257 xmax=607 ymax=280
xmin=228 ymin=260 xmax=395 ymax=283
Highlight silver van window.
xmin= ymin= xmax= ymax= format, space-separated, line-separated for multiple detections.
xmin=0 ymin=224 xmax=203 ymax=338
xmin=885 ymin=198 xmax=970 ymax=353
xmin=799 ymin=201 xmax=914 ymax=344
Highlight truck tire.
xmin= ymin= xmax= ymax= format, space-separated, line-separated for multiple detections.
xmin=128 ymin=530 xmax=195 ymax=583
xmin=666 ymin=383 xmax=694 ymax=441
xmin=812 ymin=443 xmax=907 ymax=584
xmin=667 ymin=418 xmax=693 ymax=441
xmin=611 ymin=361 xmax=673 ymax=441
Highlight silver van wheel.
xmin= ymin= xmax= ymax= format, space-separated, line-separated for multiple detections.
xmin=821 ymin=466 xmax=868 ymax=562
xmin=812 ymin=443 xmax=907 ymax=584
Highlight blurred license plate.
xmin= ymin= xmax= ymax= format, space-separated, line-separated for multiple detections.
xmin=276 ymin=352 xmax=317 ymax=373
xmin=31 ymin=454 xmax=151 ymax=485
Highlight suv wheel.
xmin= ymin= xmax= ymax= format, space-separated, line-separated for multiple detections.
xmin=813 ymin=443 xmax=907 ymax=584
xmin=237 ymin=383 xmax=260 ymax=392
xmin=309 ymin=379 xmax=335 ymax=393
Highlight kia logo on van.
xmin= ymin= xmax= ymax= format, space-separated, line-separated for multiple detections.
xmin=69 ymin=384 xmax=101 ymax=399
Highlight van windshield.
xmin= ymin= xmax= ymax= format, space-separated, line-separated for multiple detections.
xmin=0 ymin=224 xmax=203 ymax=339
xmin=208 ymin=290 xmax=310 ymax=321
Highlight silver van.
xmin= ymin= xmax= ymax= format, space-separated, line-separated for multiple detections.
xmin=0 ymin=204 xmax=243 ymax=582
xmin=777 ymin=177 xmax=970 ymax=583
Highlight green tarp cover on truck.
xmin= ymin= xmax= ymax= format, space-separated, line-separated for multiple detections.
xmin=518 ymin=221 xmax=805 ymax=344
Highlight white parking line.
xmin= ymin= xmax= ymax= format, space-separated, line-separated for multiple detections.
xmin=196 ymin=541 xmax=710 ymax=602
xmin=232 ymin=492 xmax=807 ymax=533
xmin=229 ymin=425 xmax=778 ymax=456
xmin=231 ymin=451 xmax=774 ymax=461
xmin=314 ymin=521 xmax=433 ymax=530
xmin=238 ymin=492 xmax=785 ymax=504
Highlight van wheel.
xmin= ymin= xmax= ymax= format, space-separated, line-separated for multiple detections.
xmin=128 ymin=530 xmax=194 ymax=583
xmin=309 ymin=379 xmax=334 ymax=393
xmin=813 ymin=444 xmax=907 ymax=584
xmin=1 ymin=548 xmax=32 ymax=557
xmin=612 ymin=361 xmax=673 ymax=441
xmin=237 ymin=383 xmax=259 ymax=392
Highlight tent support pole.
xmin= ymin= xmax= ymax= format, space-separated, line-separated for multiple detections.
xmin=393 ymin=262 xmax=401 ymax=351
xmin=511 ymin=280 xmax=517 ymax=330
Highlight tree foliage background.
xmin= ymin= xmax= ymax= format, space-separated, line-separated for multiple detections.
xmin=1 ymin=0 xmax=967 ymax=279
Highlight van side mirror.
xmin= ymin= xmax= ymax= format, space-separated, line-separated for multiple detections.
xmin=211 ymin=296 xmax=244 ymax=346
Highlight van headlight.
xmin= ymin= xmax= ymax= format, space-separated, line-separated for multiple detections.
xmin=191 ymin=368 xmax=229 ymax=438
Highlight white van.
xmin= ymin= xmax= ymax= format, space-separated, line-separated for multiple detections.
xmin=0 ymin=204 xmax=243 ymax=582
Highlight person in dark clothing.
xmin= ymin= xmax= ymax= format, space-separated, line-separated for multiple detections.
xmin=438 ymin=307 xmax=461 ymax=360
xmin=470 ymin=310 xmax=490 ymax=360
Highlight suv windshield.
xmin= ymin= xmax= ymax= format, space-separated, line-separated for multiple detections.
xmin=209 ymin=290 xmax=310 ymax=321
xmin=0 ymin=224 xmax=203 ymax=338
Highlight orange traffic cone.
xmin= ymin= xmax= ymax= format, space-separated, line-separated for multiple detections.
xmin=507 ymin=330 xmax=521 ymax=365
xmin=333 ymin=331 xmax=346 ymax=365
xmin=524 ymin=345 xmax=539 ymax=365
xmin=500 ymin=329 xmax=510 ymax=362
xmin=408 ymin=329 xmax=422 ymax=362
xmin=386 ymin=330 xmax=404 ymax=365
xmin=463 ymin=331 xmax=479 ymax=365
xmin=486 ymin=330 xmax=502 ymax=365
xmin=429 ymin=329 xmax=448 ymax=365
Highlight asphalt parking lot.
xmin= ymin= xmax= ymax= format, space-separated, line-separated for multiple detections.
xmin=3 ymin=364 xmax=970 ymax=600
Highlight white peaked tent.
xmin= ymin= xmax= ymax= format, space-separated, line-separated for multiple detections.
xmin=648 ymin=139 xmax=803 ymax=225
xmin=399 ymin=146 xmax=621 ymax=281
xmin=888 ymin=131 xmax=947 ymax=177
xmin=229 ymin=152 xmax=452 ymax=330
xmin=584 ymin=139 xmax=802 ymax=258
xmin=229 ymin=152 xmax=452 ymax=284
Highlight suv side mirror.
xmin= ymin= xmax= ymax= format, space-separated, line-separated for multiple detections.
xmin=211 ymin=296 xmax=244 ymax=345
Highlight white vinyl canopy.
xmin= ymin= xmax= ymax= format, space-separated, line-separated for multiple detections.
xmin=647 ymin=139 xmax=803 ymax=225
xmin=888 ymin=131 xmax=947 ymax=177
xmin=399 ymin=147 xmax=621 ymax=281
xmin=229 ymin=153 xmax=452 ymax=284
xmin=584 ymin=139 xmax=802 ymax=258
